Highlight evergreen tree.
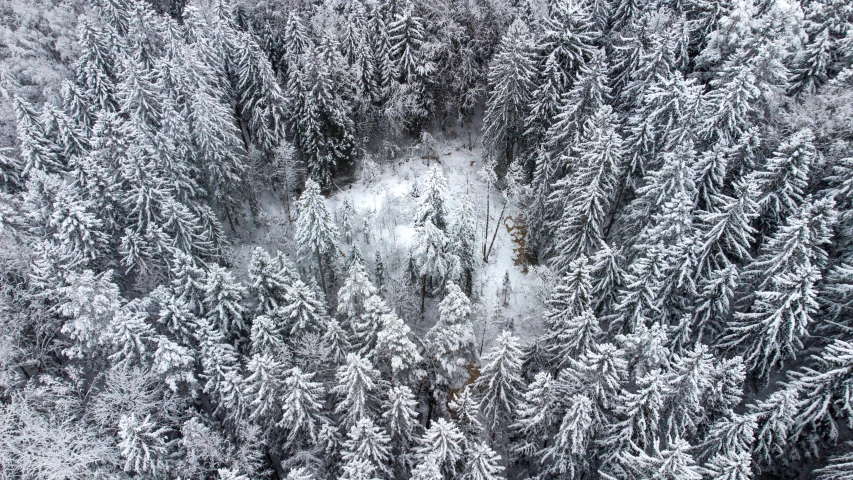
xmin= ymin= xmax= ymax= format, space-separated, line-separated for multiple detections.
xmin=279 ymin=366 xmax=327 ymax=450
xmin=375 ymin=310 xmax=422 ymax=383
xmin=118 ymin=413 xmax=170 ymax=476
xmin=243 ymin=353 xmax=283 ymax=428
xmin=549 ymin=105 xmax=623 ymax=271
xmin=483 ymin=19 xmax=536 ymax=171
xmin=332 ymin=353 xmax=381 ymax=430
xmin=249 ymin=247 xmax=293 ymax=316
xmin=448 ymin=386 xmax=484 ymax=441
xmin=387 ymin=5 xmax=426 ymax=83
xmin=280 ymin=279 xmax=329 ymax=337
xmin=426 ymin=283 xmax=476 ymax=385
xmin=338 ymin=259 xmax=379 ymax=320
xmin=415 ymin=418 xmax=465 ymax=478
xmin=415 ymin=165 xmax=449 ymax=231
xmin=511 ymin=372 xmax=556 ymax=459
xmin=295 ymin=179 xmax=339 ymax=296
xmin=383 ymin=385 xmax=419 ymax=450
xmin=475 ymin=331 xmax=525 ymax=433
xmin=202 ymin=265 xmax=247 ymax=337
xmin=750 ymin=128 xmax=815 ymax=228
xmin=464 ymin=442 xmax=505 ymax=480
xmin=341 ymin=418 xmax=392 ymax=478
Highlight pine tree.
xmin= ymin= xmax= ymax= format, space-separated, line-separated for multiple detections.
xmin=202 ymin=265 xmax=247 ymax=337
xmin=591 ymin=243 xmax=626 ymax=315
xmin=352 ymin=294 xmax=391 ymax=356
xmin=448 ymin=386 xmax=483 ymax=441
xmin=549 ymin=105 xmax=623 ymax=271
xmin=383 ymin=385 xmax=419 ymax=450
xmin=475 ymin=331 xmax=525 ymax=433
xmin=295 ymin=178 xmax=339 ymax=296
xmin=483 ymin=19 xmax=536 ymax=171
xmin=415 ymin=418 xmax=465 ymax=478
xmin=661 ymin=344 xmax=714 ymax=439
xmin=14 ymin=97 xmax=63 ymax=176
xmin=249 ymin=247 xmax=294 ymax=316
xmin=752 ymin=128 xmax=815 ymax=227
xmin=279 ymin=366 xmax=327 ymax=450
xmin=198 ymin=319 xmax=243 ymax=417
xmin=692 ymin=265 xmax=739 ymax=342
xmin=388 ymin=5 xmax=426 ymax=83
xmin=749 ymin=385 xmax=797 ymax=468
xmin=118 ymin=413 xmax=170 ymax=475
xmin=545 ymin=51 xmax=610 ymax=164
xmin=108 ymin=298 xmax=156 ymax=366
xmin=243 ymin=352 xmax=284 ymax=427
xmin=332 ymin=353 xmax=381 ymax=430
xmin=415 ymin=165 xmax=449 ymax=231
xmin=56 ymin=269 xmax=122 ymax=358
xmin=341 ymin=418 xmax=392 ymax=478
xmin=412 ymin=220 xmax=456 ymax=310
xmin=152 ymin=335 xmax=196 ymax=392
xmin=374 ymin=251 xmax=385 ymax=292
xmin=614 ymin=437 xmax=702 ymax=480
xmin=426 ymin=283 xmax=476 ymax=385
xmin=540 ymin=393 xmax=595 ymax=478
xmin=695 ymin=182 xmax=758 ymax=277
xmin=280 ymin=279 xmax=329 ymax=337
xmin=464 ymin=442 xmax=505 ymax=480
xmin=375 ymin=310 xmax=422 ymax=383
xmin=601 ymin=369 xmax=667 ymax=457
xmin=338 ymin=260 xmax=379 ymax=320
xmin=511 ymin=371 xmax=556 ymax=458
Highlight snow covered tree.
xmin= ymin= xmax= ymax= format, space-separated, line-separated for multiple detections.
xmin=278 ymin=367 xmax=327 ymax=450
xmin=464 ymin=442 xmax=505 ymax=480
xmin=426 ymin=283 xmax=476 ymax=385
xmin=539 ymin=393 xmax=595 ymax=478
xmin=415 ymin=165 xmax=449 ymax=231
xmin=243 ymin=352 xmax=283 ymax=428
xmin=375 ymin=310 xmax=422 ymax=383
xmin=388 ymin=6 xmax=426 ymax=83
xmin=352 ymin=294 xmax=391 ymax=356
xmin=549 ymin=105 xmax=623 ymax=272
xmin=411 ymin=220 xmax=456 ymax=311
xmin=448 ymin=385 xmax=483 ymax=441
xmin=249 ymin=247 xmax=294 ymax=316
xmin=332 ymin=353 xmax=381 ymax=430
xmin=483 ymin=19 xmax=536 ymax=172
xmin=383 ymin=385 xmax=419 ymax=450
xmin=295 ymin=178 xmax=339 ymax=296
xmin=749 ymin=128 xmax=815 ymax=228
xmin=341 ymin=418 xmax=392 ymax=478
xmin=280 ymin=279 xmax=329 ymax=337
xmin=415 ymin=418 xmax=465 ymax=478
xmin=475 ymin=331 xmax=525 ymax=433
xmin=545 ymin=50 xmax=611 ymax=164
xmin=338 ymin=260 xmax=378 ymax=320
xmin=202 ymin=265 xmax=247 ymax=337
xmin=153 ymin=335 xmax=196 ymax=392
xmin=511 ymin=371 xmax=556 ymax=458
xmin=118 ymin=413 xmax=170 ymax=475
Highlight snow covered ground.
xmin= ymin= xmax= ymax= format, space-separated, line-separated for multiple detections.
xmin=229 ymin=134 xmax=547 ymax=355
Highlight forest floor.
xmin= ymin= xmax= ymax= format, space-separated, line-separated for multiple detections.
xmin=227 ymin=135 xmax=547 ymax=355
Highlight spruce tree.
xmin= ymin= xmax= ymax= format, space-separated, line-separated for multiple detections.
xmin=295 ymin=179 xmax=339 ymax=296
xmin=475 ymin=331 xmax=525 ymax=433
xmin=483 ymin=19 xmax=536 ymax=171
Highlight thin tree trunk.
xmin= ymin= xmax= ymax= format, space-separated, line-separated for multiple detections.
xmin=483 ymin=180 xmax=490 ymax=260
xmin=420 ymin=274 xmax=427 ymax=314
xmin=484 ymin=201 xmax=506 ymax=262
xmin=316 ymin=244 xmax=327 ymax=299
